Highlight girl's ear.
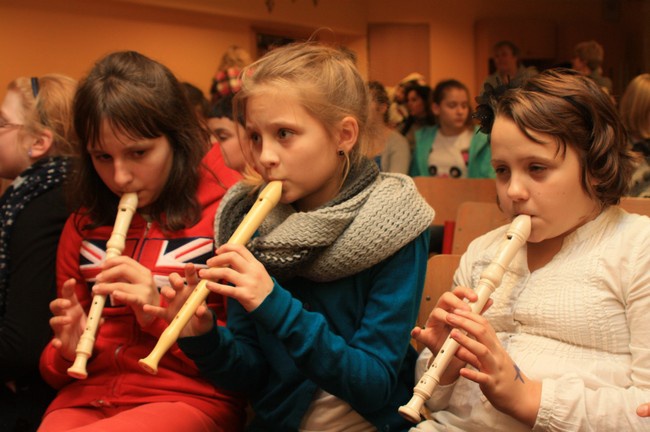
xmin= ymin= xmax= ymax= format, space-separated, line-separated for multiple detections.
xmin=28 ymin=128 xmax=54 ymax=159
xmin=338 ymin=116 xmax=359 ymax=153
xmin=431 ymin=103 xmax=441 ymax=116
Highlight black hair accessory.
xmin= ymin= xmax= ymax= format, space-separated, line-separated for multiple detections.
xmin=31 ymin=77 xmax=39 ymax=98
xmin=473 ymin=77 xmax=521 ymax=134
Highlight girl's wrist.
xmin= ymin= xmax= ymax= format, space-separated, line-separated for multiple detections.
xmin=505 ymin=378 xmax=542 ymax=427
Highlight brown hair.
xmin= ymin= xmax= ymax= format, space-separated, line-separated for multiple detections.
xmin=432 ymin=79 xmax=474 ymax=128
xmin=493 ymin=40 xmax=520 ymax=57
xmin=368 ymin=81 xmax=390 ymax=125
xmin=495 ymin=68 xmax=634 ymax=206
xmin=70 ymin=50 xmax=210 ymax=231
xmin=574 ymin=40 xmax=604 ymax=71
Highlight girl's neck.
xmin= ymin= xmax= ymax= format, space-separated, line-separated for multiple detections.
xmin=526 ymin=236 xmax=563 ymax=272
xmin=527 ymin=205 xmax=602 ymax=272
xmin=371 ymin=124 xmax=392 ymax=156
xmin=439 ymin=124 xmax=467 ymax=137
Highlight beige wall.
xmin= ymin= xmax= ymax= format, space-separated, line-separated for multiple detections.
xmin=367 ymin=0 xmax=649 ymax=97
xmin=0 ymin=0 xmax=370 ymax=99
xmin=0 ymin=0 xmax=648 ymax=102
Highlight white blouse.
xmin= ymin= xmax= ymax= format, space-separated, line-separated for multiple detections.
xmin=413 ymin=207 xmax=650 ymax=431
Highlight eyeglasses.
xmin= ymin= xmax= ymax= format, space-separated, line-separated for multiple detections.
xmin=0 ymin=78 xmax=38 ymax=130
xmin=0 ymin=117 xmax=22 ymax=130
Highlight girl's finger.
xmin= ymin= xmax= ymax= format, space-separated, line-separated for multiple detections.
xmin=184 ymin=264 xmax=201 ymax=286
xmin=143 ymin=304 xmax=166 ymax=318
xmin=204 ymin=280 xmax=241 ymax=300
xmin=168 ymin=272 xmax=186 ymax=291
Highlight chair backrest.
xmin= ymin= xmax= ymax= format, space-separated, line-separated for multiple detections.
xmin=620 ymin=197 xmax=650 ymax=217
xmin=452 ymin=201 xmax=509 ymax=254
xmin=449 ymin=198 xmax=650 ymax=255
xmin=413 ymin=177 xmax=497 ymax=225
xmin=415 ymin=254 xmax=462 ymax=352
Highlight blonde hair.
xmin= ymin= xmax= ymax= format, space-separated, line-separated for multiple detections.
xmin=235 ymin=42 xmax=369 ymax=177
xmin=218 ymin=45 xmax=252 ymax=71
xmin=619 ymin=73 xmax=650 ymax=140
xmin=7 ymin=74 xmax=78 ymax=158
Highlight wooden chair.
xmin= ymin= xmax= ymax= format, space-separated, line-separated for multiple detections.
xmin=413 ymin=177 xmax=497 ymax=226
xmin=452 ymin=201 xmax=508 ymax=254
xmin=620 ymin=197 xmax=650 ymax=217
xmin=414 ymin=254 xmax=462 ymax=352
xmin=448 ymin=198 xmax=650 ymax=256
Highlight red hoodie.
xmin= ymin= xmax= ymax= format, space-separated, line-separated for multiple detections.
xmin=39 ymin=145 xmax=245 ymax=429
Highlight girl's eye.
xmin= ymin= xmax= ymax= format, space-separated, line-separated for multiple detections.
xmin=249 ymin=132 xmax=261 ymax=146
xmin=493 ymin=166 xmax=510 ymax=178
xmin=131 ymin=150 xmax=146 ymax=158
xmin=92 ymin=153 xmax=112 ymax=162
xmin=529 ymin=164 xmax=547 ymax=173
xmin=216 ymin=132 xmax=231 ymax=142
xmin=278 ymin=129 xmax=294 ymax=140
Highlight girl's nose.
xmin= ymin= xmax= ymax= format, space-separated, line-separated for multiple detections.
xmin=506 ymin=174 xmax=529 ymax=201
xmin=257 ymin=142 xmax=279 ymax=168
xmin=113 ymin=160 xmax=133 ymax=188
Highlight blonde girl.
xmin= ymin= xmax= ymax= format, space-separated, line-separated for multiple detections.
xmin=152 ymin=42 xmax=435 ymax=431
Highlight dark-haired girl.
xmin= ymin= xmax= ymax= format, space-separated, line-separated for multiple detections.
xmin=39 ymin=51 xmax=244 ymax=432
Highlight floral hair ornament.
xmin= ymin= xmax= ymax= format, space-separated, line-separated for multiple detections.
xmin=473 ymin=76 xmax=522 ymax=134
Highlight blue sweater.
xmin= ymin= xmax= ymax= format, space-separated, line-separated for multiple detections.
xmin=179 ymin=231 xmax=429 ymax=431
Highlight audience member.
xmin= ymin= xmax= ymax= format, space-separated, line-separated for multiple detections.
xmin=572 ymin=40 xmax=613 ymax=94
xmin=482 ymin=40 xmax=537 ymax=90
xmin=207 ymin=94 xmax=248 ymax=174
xmin=400 ymin=84 xmax=436 ymax=152
xmin=367 ymin=81 xmax=410 ymax=174
xmin=0 ymin=74 xmax=77 ymax=432
xmin=410 ymin=79 xmax=493 ymax=178
xmin=619 ymin=73 xmax=650 ymax=197
xmin=182 ymin=82 xmax=211 ymax=124
xmin=38 ymin=51 xmax=244 ymax=432
xmin=388 ymin=72 xmax=427 ymax=127
xmin=148 ymin=42 xmax=434 ymax=431
xmin=411 ymin=69 xmax=649 ymax=431
xmin=209 ymin=45 xmax=252 ymax=104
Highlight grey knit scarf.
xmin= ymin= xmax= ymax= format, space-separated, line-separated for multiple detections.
xmin=215 ymin=158 xmax=434 ymax=282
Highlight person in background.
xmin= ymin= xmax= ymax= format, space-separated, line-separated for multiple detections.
xmin=207 ymin=93 xmax=249 ymax=174
xmin=367 ymin=81 xmax=410 ymax=174
xmin=38 ymin=51 xmax=244 ymax=432
xmin=410 ymin=79 xmax=493 ymax=179
xmin=400 ymin=84 xmax=436 ymax=152
xmin=209 ymin=45 xmax=252 ymax=104
xmin=411 ymin=69 xmax=650 ymax=432
xmin=182 ymin=82 xmax=211 ymax=126
xmin=388 ymin=72 xmax=427 ymax=127
xmin=148 ymin=42 xmax=434 ymax=431
xmin=619 ymin=73 xmax=650 ymax=197
xmin=482 ymin=40 xmax=537 ymax=90
xmin=0 ymin=75 xmax=77 ymax=432
xmin=572 ymin=40 xmax=613 ymax=94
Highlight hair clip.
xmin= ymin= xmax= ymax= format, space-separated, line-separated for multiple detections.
xmin=473 ymin=77 xmax=521 ymax=134
xmin=31 ymin=77 xmax=39 ymax=98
